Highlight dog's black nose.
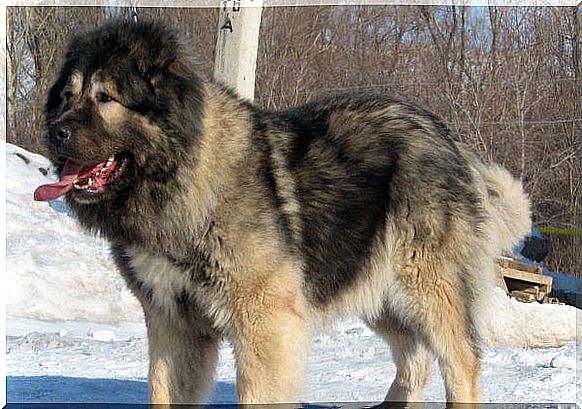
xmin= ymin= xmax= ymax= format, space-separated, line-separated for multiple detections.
xmin=56 ymin=125 xmax=72 ymax=140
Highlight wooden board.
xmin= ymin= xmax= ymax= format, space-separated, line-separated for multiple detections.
xmin=501 ymin=268 xmax=552 ymax=288
xmin=510 ymin=290 xmax=537 ymax=303
xmin=498 ymin=257 xmax=543 ymax=274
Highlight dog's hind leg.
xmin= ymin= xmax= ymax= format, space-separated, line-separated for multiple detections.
xmin=419 ymin=262 xmax=483 ymax=403
xmin=376 ymin=259 xmax=482 ymax=403
xmin=402 ymin=277 xmax=481 ymax=404
xmin=432 ymin=323 xmax=481 ymax=404
xmin=144 ymin=304 xmax=221 ymax=405
xmin=366 ymin=316 xmax=434 ymax=403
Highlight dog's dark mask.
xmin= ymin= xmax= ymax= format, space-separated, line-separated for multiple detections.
xmin=40 ymin=19 xmax=204 ymax=208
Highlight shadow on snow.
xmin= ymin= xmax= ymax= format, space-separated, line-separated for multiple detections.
xmin=7 ymin=376 xmax=237 ymax=404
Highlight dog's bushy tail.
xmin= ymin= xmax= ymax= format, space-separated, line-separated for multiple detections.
xmin=465 ymin=158 xmax=533 ymax=346
xmin=481 ymin=164 xmax=532 ymax=255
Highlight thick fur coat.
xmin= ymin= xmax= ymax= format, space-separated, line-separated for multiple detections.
xmin=42 ymin=20 xmax=532 ymax=404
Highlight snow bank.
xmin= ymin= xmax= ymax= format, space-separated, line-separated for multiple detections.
xmin=483 ymin=287 xmax=578 ymax=348
xmin=5 ymin=143 xmax=142 ymax=324
xmin=4 ymin=143 xmax=577 ymax=347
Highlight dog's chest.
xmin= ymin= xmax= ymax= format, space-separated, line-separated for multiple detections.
xmin=126 ymin=248 xmax=193 ymax=314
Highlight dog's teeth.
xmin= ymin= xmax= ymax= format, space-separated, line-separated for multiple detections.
xmin=88 ymin=178 xmax=93 ymax=187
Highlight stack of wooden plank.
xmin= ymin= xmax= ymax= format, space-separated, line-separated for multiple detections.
xmin=496 ymin=257 xmax=555 ymax=303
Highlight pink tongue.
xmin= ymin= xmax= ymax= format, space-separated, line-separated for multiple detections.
xmin=34 ymin=160 xmax=103 ymax=202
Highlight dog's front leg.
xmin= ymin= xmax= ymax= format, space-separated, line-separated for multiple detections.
xmin=228 ymin=276 xmax=311 ymax=404
xmin=144 ymin=305 xmax=220 ymax=405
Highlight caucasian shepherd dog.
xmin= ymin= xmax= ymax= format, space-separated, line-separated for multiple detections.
xmin=36 ymin=19 xmax=531 ymax=405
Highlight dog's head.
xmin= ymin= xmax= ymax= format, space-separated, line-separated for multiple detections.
xmin=42 ymin=19 xmax=203 ymax=207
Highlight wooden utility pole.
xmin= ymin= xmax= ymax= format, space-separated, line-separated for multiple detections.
xmin=214 ymin=0 xmax=264 ymax=101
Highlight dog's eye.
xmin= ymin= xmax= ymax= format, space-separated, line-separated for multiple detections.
xmin=96 ymin=92 xmax=114 ymax=103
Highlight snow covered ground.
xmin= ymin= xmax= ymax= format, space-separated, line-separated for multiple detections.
xmin=6 ymin=316 xmax=580 ymax=404
xmin=5 ymin=142 xmax=581 ymax=405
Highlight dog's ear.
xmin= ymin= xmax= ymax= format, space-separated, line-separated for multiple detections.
xmin=151 ymin=53 xmax=194 ymax=86
xmin=126 ymin=21 xmax=203 ymax=132
xmin=144 ymin=36 xmax=200 ymax=99
xmin=125 ymin=21 xmax=181 ymax=82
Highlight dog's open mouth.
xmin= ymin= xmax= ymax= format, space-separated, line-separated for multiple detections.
xmin=71 ymin=156 xmax=126 ymax=193
xmin=34 ymin=155 xmax=127 ymax=202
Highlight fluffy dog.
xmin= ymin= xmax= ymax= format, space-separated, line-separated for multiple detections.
xmin=36 ymin=19 xmax=531 ymax=404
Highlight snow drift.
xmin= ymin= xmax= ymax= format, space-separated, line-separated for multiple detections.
xmin=6 ymin=143 xmax=142 ymax=324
